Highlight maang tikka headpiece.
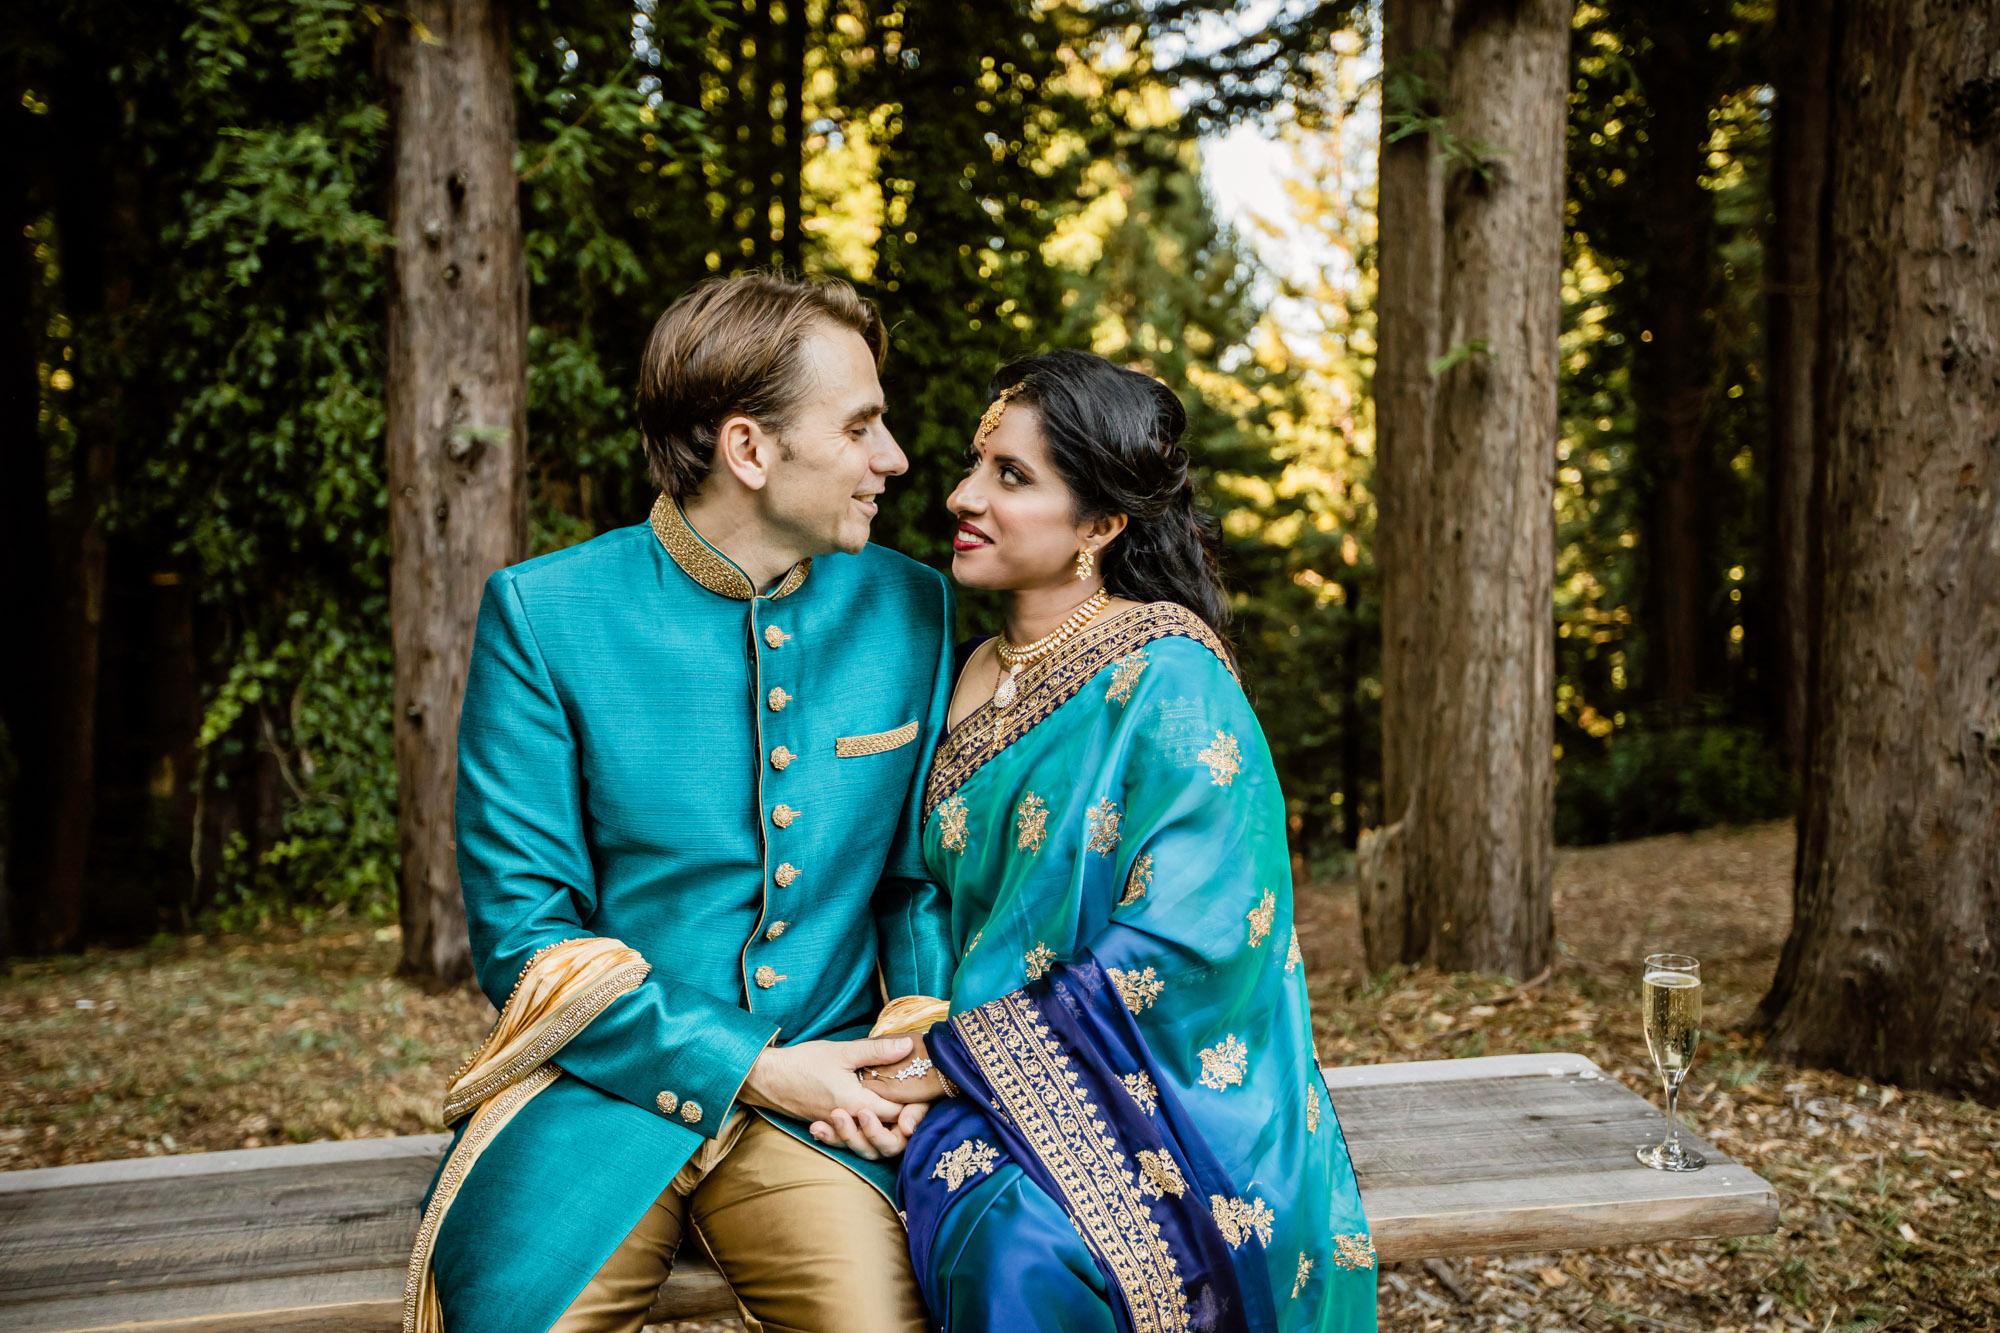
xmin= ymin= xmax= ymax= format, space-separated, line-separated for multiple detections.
xmin=974 ymin=381 xmax=1031 ymax=449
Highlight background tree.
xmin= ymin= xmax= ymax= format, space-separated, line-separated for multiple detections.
xmin=1367 ymin=0 xmax=1572 ymax=976
xmin=1755 ymin=0 xmax=2000 ymax=1100
xmin=380 ymin=0 xmax=530 ymax=986
xmin=1762 ymin=0 xmax=1829 ymax=780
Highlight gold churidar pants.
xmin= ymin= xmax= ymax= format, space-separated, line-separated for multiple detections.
xmin=549 ymin=1114 xmax=928 ymax=1333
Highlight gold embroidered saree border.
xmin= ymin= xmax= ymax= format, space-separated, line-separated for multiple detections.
xmin=649 ymin=492 xmax=811 ymax=600
xmin=923 ymin=603 xmax=1234 ymax=820
xmin=953 ymin=991 xmax=1193 ymax=1333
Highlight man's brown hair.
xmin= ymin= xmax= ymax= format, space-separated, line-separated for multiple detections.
xmin=637 ymin=272 xmax=887 ymax=500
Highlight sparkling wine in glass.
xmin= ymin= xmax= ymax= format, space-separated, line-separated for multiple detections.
xmin=1636 ymin=952 xmax=1706 ymax=1172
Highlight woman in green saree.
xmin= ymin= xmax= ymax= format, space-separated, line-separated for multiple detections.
xmin=843 ymin=351 xmax=1376 ymax=1332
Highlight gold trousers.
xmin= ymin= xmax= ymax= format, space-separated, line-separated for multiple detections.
xmin=550 ymin=1114 xmax=928 ymax=1333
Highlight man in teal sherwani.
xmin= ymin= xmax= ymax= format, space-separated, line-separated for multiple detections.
xmin=407 ymin=274 xmax=953 ymax=1333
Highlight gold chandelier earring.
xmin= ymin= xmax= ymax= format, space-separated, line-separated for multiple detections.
xmin=1075 ymin=547 xmax=1095 ymax=582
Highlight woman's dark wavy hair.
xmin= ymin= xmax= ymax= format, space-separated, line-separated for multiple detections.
xmin=988 ymin=350 xmax=1230 ymax=640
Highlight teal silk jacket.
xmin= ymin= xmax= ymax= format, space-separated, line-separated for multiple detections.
xmin=429 ymin=496 xmax=955 ymax=1331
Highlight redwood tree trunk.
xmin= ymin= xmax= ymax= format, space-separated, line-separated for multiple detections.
xmin=780 ymin=0 xmax=806 ymax=272
xmin=381 ymin=0 xmax=528 ymax=987
xmin=1757 ymin=0 xmax=2000 ymax=1101
xmin=1369 ymin=0 xmax=1568 ymax=977
xmin=1765 ymin=0 xmax=1833 ymax=778
xmin=1633 ymin=21 xmax=1720 ymax=708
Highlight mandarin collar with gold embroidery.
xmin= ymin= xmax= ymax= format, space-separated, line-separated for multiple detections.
xmin=649 ymin=492 xmax=811 ymax=601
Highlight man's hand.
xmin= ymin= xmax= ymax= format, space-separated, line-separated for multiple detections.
xmin=738 ymin=1037 xmax=917 ymax=1160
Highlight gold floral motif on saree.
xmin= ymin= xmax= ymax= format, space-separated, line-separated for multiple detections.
xmin=937 ymin=794 xmax=969 ymax=853
xmin=1121 ymin=1070 xmax=1159 ymax=1116
xmin=1331 ymin=1232 xmax=1378 ymax=1270
xmin=923 ymin=603 xmax=1237 ymax=819
xmin=1119 ymin=852 xmax=1154 ymax=907
xmin=1246 ymin=890 xmax=1275 ymax=948
xmin=933 ymin=1138 xmax=1000 ymax=1191
xmin=1197 ymin=1034 xmax=1248 ymax=1091
xmin=1286 ymin=927 xmax=1303 ymax=974
xmin=1135 ymin=1149 xmax=1187 ymax=1199
xmin=1105 ymin=649 xmax=1150 ymax=704
xmin=1024 ymin=942 xmax=1055 ymax=981
xmin=1305 ymin=1080 xmax=1321 ymax=1133
xmin=1108 ymin=965 xmax=1163 ymax=1014
xmin=1293 ymin=1253 xmax=1314 ymax=1298
xmin=1085 ymin=799 xmax=1122 ymax=855
xmin=966 ymin=928 xmax=983 ymax=954
xmin=1016 ymin=792 xmax=1049 ymax=852
xmin=953 ymin=991 xmax=1193 ymax=1333
xmin=1210 ymin=1194 xmax=1275 ymax=1249
xmin=1197 ymin=730 xmax=1243 ymax=787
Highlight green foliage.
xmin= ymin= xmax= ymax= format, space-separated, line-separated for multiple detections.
xmin=1554 ymin=704 xmax=1792 ymax=846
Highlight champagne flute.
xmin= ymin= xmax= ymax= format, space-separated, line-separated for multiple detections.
xmin=1636 ymin=952 xmax=1706 ymax=1172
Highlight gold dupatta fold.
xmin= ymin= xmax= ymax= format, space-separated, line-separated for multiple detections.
xmin=403 ymin=938 xmax=651 ymax=1333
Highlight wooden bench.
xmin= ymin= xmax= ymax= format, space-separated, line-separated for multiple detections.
xmin=0 ymin=1054 xmax=1777 ymax=1332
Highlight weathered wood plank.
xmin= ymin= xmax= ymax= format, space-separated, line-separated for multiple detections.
xmin=0 ymin=1055 xmax=1777 ymax=1333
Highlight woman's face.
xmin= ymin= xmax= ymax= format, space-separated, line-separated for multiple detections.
xmin=946 ymin=402 xmax=1103 ymax=592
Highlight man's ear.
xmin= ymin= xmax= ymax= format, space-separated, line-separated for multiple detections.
xmin=713 ymin=413 xmax=781 ymax=492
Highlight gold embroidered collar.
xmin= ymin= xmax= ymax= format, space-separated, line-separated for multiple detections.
xmin=649 ymin=492 xmax=811 ymax=601
xmin=924 ymin=602 xmax=1235 ymax=818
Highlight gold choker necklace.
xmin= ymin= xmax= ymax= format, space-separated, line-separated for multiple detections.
xmin=993 ymin=589 xmax=1109 ymax=711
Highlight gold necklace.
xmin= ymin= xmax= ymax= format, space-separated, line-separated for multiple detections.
xmin=992 ymin=589 xmax=1109 ymax=711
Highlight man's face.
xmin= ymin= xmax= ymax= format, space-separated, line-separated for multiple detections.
xmin=761 ymin=324 xmax=907 ymax=557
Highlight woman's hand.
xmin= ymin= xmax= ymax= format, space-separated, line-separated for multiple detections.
xmin=858 ymin=1034 xmax=948 ymax=1105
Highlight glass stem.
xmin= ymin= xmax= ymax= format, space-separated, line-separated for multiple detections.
xmin=1663 ymin=1074 xmax=1683 ymax=1154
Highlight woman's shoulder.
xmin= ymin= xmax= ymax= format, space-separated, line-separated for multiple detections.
xmin=1099 ymin=601 xmax=1237 ymax=681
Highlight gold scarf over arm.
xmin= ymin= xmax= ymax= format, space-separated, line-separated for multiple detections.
xmin=404 ymin=938 xmax=651 ymax=1333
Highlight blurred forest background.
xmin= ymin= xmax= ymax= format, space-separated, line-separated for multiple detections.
xmin=0 ymin=0 xmax=1795 ymax=935
xmin=2 ymin=0 xmax=1993 ymax=1099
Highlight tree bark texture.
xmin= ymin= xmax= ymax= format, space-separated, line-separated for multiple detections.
xmin=1765 ymin=0 xmax=1834 ymax=776
xmin=381 ymin=0 xmax=528 ymax=987
xmin=1369 ymin=0 xmax=1568 ymax=977
xmin=1632 ymin=17 xmax=1723 ymax=707
xmin=1758 ymin=0 xmax=2000 ymax=1100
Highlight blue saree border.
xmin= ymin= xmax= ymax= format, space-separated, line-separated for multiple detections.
xmin=906 ymin=953 xmax=1279 ymax=1333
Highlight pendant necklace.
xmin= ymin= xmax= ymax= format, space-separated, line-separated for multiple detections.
xmin=992 ymin=589 xmax=1110 ymax=714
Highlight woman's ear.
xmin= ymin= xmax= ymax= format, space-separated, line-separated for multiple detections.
xmin=1083 ymin=512 xmax=1129 ymax=554
xmin=713 ymin=413 xmax=780 ymax=492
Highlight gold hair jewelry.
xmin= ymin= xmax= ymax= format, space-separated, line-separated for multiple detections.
xmin=993 ymin=588 xmax=1109 ymax=711
xmin=974 ymin=382 xmax=1030 ymax=449
xmin=1075 ymin=547 xmax=1095 ymax=582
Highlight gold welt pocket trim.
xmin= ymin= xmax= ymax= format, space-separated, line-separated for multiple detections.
xmin=836 ymin=720 xmax=920 ymax=757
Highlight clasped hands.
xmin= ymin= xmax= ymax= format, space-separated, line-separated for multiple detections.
xmin=737 ymin=1035 xmax=948 ymax=1161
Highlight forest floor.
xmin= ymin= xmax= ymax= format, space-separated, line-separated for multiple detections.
xmin=2 ymin=820 xmax=1995 ymax=1331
